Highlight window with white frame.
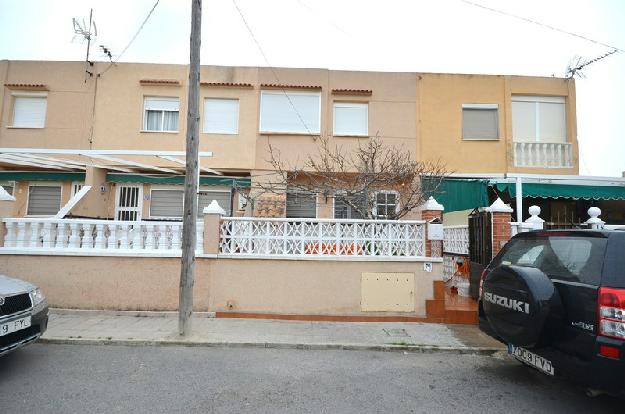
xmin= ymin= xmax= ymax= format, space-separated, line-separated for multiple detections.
xmin=12 ymin=93 xmax=47 ymax=128
xmin=143 ymin=97 xmax=180 ymax=132
xmin=375 ymin=191 xmax=398 ymax=219
xmin=260 ymin=91 xmax=320 ymax=134
xmin=462 ymin=104 xmax=498 ymax=140
xmin=198 ymin=190 xmax=232 ymax=217
xmin=150 ymin=189 xmax=184 ymax=218
xmin=333 ymin=102 xmax=368 ymax=136
xmin=512 ymin=96 xmax=566 ymax=143
xmin=203 ymin=98 xmax=239 ymax=134
xmin=334 ymin=192 xmax=367 ymax=219
xmin=27 ymin=185 xmax=62 ymax=216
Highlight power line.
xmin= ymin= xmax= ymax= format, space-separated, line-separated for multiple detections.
xmin=231 ymin=0 xmax=320 ymax=138
xmin=99 ymin=0 xmax=161 ymax=75
xmin=460 ymin=0 xmax=624 ymax=53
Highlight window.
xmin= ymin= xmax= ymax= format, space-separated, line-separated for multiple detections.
xmin=71 ymin=182 xmax=84 ymax=197
xmin=334 ymin=103 xmax=368 ymax=136
xmin=203 ymin=98 xmax=239 ymax=134
xmin=462 ymin=104 xmax=498 ymax=140
xmin=116 ymin=185 xmax=143 ymax=221
xmin=0 ymin=182 xmax=14 ymax=196
xmin=375 ymin=191 xmax=398 ymax=219
xmin=512 ymin=96 xmax=566 ymax=143
xmin=143 ymin=97 xmax=179 ymax=132
xmin=12 ymin=93 xmax=47 ymax=128
xmin=198 ymin=190 xmax=232 ymax=217
xmin=260 ymin=91 xmax=320 ymax=134
xmin=27 ymin=185 xmax=61 ymax=216
xmin=497 ymin=236 xmax=607 ymax=286
xmin=150 ymin=189 xmax=184 ymax=218
xmin=286 ymin=190 xmax=317 ymax=218
xmin=334 ymin=192 xmax=367 ymax=219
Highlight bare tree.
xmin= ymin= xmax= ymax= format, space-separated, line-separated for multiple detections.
xmin=249 ymin=135 xmax=448 ymax=220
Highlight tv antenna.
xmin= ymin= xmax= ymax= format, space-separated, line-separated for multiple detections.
xmin=72 ymin=9 xmax=98 ymax=79
xmin=566 ymin=49 xmax=618 ymax=79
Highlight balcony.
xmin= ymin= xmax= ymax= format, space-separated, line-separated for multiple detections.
xmin=513 ymin=142 xmax=573 ymax=169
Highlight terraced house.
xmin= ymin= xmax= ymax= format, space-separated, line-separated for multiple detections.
xmin=3 ymin=59 xmax=616 ymax=225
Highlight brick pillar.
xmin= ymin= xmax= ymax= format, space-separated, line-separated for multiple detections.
xmin=202 ymin=200 xmax=226 ymax=255
xmin=421 ymin=197 xmax=444 ymax=257
xmin=488 ymin=198 xmax=513 ymax=259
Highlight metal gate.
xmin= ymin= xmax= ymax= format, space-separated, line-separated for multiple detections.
xmin=115 ymin=185 xmax=143 ymax=221
xmin=468 ymin=209 xmax=491 ymax=299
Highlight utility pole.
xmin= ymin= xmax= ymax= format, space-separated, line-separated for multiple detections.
xmin=179 ymin=0 xmax=202 ymax=336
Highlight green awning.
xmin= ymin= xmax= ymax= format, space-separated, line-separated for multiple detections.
xmin=106 ymin=173 xmax=251 ymax=188
xmin=495 ymin=182 xmax=625 ymax=200
xmin=424 ymin=178 xmax=490 ymax=212
xmin=0 ymin=171 xmax=86 ymax=181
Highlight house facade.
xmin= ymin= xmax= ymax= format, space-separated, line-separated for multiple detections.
xmin=0 ymin=60 xmax=583 ymax=222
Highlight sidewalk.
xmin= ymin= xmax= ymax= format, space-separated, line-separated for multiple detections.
xmin=41 ymin=310 xmax=504 ymax=354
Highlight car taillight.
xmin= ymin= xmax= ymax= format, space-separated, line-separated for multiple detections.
xmin=598 ymin=287 xmax=625 ymax=340
xmin=478 ymin=269 xmax=488 ymax=299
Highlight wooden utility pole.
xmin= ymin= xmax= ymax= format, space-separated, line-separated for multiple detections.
xmin=179 ymin=0 xmax=202 ymax=336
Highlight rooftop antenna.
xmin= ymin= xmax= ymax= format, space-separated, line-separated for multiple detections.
xmin=566 ymin=49 xmax=618 ymax=79
xmin=72 ymin=8 xmax=98 ymax=80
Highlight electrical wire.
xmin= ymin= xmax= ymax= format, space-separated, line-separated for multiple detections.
xmin=460 ymin=0 xmax=624 ymax=53
xmin=231 ymin=0 xmax=320 ymax=138
xmin=99 ymin=0 xmax=161 ymax=76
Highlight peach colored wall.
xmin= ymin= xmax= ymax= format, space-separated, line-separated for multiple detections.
xmin=0 ymin=61 xmax=95 ymax=150
xmin=0 ymin=254 xmax=441 ymax=316
xmin=417 ymin=73 xmax=578 ymax=174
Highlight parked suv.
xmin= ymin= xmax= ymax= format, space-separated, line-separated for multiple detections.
xmin=1 ymin=275 xmax=48 ymax=356
xmin=479 ymin=230 xmax=625 ymax=396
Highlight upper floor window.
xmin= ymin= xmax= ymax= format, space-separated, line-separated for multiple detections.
xmin=143 ymin=97 xmax=179 ymax=132
xmin=203 ymin=98 xmax=239 ymax=134
xmin=12 ymin=93 xmax=47 ymax=128
xmin=333 ymin=102 xmax=368 ymax=136
xmin=462 ymin=104 xmax=498 ymax=140
xmin=375 ymin=191 xmax=398 ymax=219
xmin=260 ymin=91 xmax=320 ymax=134
xmin=512 ymin=96 xmax=566 ymax=143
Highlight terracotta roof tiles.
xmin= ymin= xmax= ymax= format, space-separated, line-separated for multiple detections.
xmin=139 ymin=79 xmax=180 ymax=85
xmin=331 ymin=88 xmax=372 ymax=96
xmin=4 ymin=83 xmax=49 ymax=91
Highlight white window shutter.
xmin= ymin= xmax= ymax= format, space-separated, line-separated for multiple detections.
xmin=538 ymin=102 xmax=566 ymax=143
xmin=204 ymin=99 xmax=239 ymax=134
xmin=260 ymin=91 xmax=320 ymax=134
xmin=13 ymin=97 xmax=47 ymax=128
xmin=144 ymin=98 xmax=179 ymax=111
xmin=334 ymin=103 xmax=368 ymax=136
xmin=150 ymin=190 xmax=184 ymax=218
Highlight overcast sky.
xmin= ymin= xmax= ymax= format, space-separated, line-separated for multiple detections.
xmin=1 ymin=0 xmax=623 ymax=176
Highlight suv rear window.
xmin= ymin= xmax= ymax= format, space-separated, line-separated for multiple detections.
xmin=496 ymin=236 xmax=607 ymax=286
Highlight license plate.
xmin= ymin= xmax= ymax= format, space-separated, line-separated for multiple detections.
xmin=0 ymin=316 xmax=31 ymax=337
xmin=508 ymin=344 xmax=554 ymax=376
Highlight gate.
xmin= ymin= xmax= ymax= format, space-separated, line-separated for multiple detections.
xmin=468 ymin=209 xmax=491 ymax=299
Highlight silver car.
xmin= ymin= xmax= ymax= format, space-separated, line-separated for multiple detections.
xmin=0 ymin=275 xmax=48 ymax=356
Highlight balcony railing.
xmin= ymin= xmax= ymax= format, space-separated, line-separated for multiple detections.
xmin=219 ymin=217 xmax=426 ymax=258
xmin=513 ymin=142 xmax=573 ymax=168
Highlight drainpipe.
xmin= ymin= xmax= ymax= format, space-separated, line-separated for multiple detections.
xmin=515 ymin=176 xmax=523 ymax=223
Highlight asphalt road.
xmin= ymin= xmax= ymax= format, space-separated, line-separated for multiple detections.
xmin=0 ymin=344 xmax=621 ymax=413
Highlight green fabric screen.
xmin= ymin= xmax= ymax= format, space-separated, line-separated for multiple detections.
xmin=106 ymin=173 xmax=251 ymax=188
xmin=495 ymin=182 xmax=625 ymax=200
xmin=424 ymin=178 xmax=490 ymax=212
xmin=0 ymin=171 xmax=86 ymax=182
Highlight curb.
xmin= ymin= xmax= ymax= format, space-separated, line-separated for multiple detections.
xmin=50 ymin=308 xmax=216 ymax=318
xmin=39 ymin=337 xmax=503 ymax=355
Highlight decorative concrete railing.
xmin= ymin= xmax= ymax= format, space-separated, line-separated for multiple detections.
xmin=219 ymin=217 xmax=426 ymax=258
xmin=513 ymin=142 xmax=573 ymax=168
xmin=1 ymin=218 xmax=203 ymax=255
xmin=443 ymin=225 xmax=469 ymax=255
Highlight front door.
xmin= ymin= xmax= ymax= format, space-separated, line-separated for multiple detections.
xmin=115 ymin=185 xmax=143 ymax=221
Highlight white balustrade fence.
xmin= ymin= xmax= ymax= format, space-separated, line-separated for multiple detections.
xmin=219 ymin=217 xmax=426 ymax=258
xmin=443 ymin=225 xmax=469 ymax=255
xmin=1 ymin=218 xmax=204 ymax=255
xmin=514 ymin=142 xmax=573 ymax=168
